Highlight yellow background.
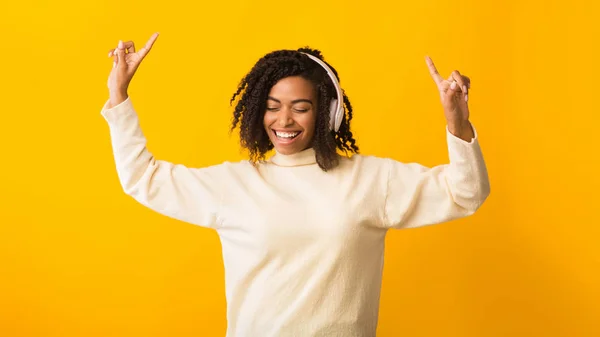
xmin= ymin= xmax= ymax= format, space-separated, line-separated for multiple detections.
xmin=1 ymin=0 xmax=598 ymax=336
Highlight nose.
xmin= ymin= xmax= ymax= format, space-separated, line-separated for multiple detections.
xmin=276 ymin=107 xmax=294 ymax=127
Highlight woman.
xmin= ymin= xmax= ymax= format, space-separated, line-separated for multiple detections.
xmin=103 ymin=32 xmax=490 ymax=336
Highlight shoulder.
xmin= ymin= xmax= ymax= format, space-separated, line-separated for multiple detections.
xmin=336 ymin=153 xmax=429 ymax=177
xmin=183 ymin=159 xmax=258 ymax=181
xmin=204 ymin=159 xmax=258 ymax=174
xmin=338 ymin=153 xmax=391 ymax=168
xmin=335 ymin=153 xmax=393 ymax=178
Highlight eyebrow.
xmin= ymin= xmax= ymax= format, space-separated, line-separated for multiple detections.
xmin=267 ymin=96 xmax=313 ymax=105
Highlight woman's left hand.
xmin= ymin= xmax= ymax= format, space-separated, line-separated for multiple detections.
xmin=426 ymin=56 xmax=474 ymax=140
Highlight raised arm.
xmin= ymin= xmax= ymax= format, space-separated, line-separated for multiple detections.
xmin=383 ymin=56 xmax=490 ymax=229
xmin=383 ymin=125 xmax=490 ymax=229
xmin=101 ymin=33 xmax=223 ymax=229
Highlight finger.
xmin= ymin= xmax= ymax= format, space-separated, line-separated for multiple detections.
xmin=447 ymin=73 xmax=470 ymax=92
xmin=445 ymin=75 xmax=456 ymax=91
xmin=425 ymin=56 xmax=444 ymax=86
xmin=464 ymin=77 xmax=471 ymax=100
xmin=108 ymin=47 xmax=117 ymax=67
xmin=116 ymin=46 xmax=126 ymax=70
xmin=450 ymin=70 xmax=468 ymax=95
xmin=138 ymin=32 xmax=160 ymax=60
xmin=463 ymin=76 xmax=471 ymax=89
xmin=110 ymin=45 xmax=118 ymax=67
xmin=445 ymin=79 xmax=460 ymax=101
xmin=121 ymin=40 xmax=136 ymax=53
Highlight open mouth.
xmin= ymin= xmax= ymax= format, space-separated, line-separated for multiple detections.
xmin=273 ymin=130 xmax=301 ymax=140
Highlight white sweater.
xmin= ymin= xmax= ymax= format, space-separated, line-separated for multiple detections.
xmin=101 ymin=97 xmax=490 ymax=337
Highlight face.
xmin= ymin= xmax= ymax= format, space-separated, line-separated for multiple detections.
xmin=263 ymin=76 xmax=317 ymax=155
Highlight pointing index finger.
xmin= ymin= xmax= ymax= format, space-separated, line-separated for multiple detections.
xmin=425 ymin=56 xmax=444 ymax=86
xmin=138 ymin=32 xmax=160 ymax=59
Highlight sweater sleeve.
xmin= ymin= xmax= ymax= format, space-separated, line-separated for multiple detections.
xmin=100 ymin=97 xmax=223 ymax=229
xmin=383 ymin=124 xmax=490 ymax=229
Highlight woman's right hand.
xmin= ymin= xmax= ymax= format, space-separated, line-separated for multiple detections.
xmin=106 ymin=32 xmax=159 ymax=108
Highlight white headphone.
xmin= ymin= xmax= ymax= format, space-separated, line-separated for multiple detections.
xmin=300 ymin=52 xmax=344 ymax=132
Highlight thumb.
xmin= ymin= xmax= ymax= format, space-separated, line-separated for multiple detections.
xmin=116 ymin=40 xmax=127 ymax=70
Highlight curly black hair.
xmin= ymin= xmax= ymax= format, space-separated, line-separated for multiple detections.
xmin=229 ymin=47 xmax=359 ymax=171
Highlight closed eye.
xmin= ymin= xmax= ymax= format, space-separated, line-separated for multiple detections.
xmin=266 ymin=108 xmax=309 ymax=113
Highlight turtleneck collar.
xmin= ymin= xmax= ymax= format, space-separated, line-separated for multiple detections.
xmin=269 ymin=147 xmax=317 ymax=167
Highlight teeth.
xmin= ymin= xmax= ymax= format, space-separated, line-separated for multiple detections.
xmin=275 ymin=131 xmax=300 ymax=138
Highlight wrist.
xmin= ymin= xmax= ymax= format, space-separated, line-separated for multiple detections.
xmin=448 ymin=120 xmax=474 ymax=141
xmin=108 ymin=91 xmax=129 ymax=109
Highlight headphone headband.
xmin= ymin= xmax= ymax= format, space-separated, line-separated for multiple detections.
xmin=300 ymin=52 xmax=344 ymax=132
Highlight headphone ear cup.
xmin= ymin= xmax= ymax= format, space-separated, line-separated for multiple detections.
xmin=329 ymin=99 xmax=338 ymax=131
xmin=329 ymin=98 xmax=344 ymax=132
xmin=329 ymin=99 xmax=344 ymax=132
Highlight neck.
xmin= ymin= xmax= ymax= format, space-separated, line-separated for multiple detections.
xmin=270 ymin=147 xmax=317 ymax=167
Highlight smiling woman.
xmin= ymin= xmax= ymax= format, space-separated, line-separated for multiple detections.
xmin=263 ymin=76 xmax=318 ymax=155
xmin=101 ymin=33 xmax=490 ymax=337
xmin=230 ymin=47 xmax=359 ymax=170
